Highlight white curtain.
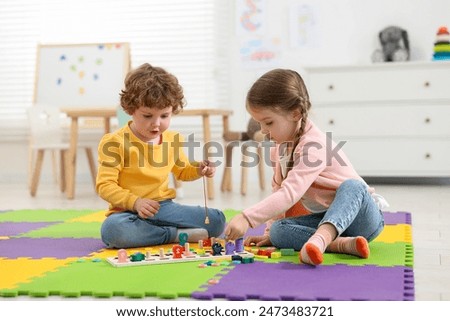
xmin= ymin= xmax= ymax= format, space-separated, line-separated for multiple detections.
xmin=0 ymin=0 xmax=231 ymax=141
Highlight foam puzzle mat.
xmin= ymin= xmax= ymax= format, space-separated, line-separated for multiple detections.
xmin=0 ymin=209 xmax=414 ymax=300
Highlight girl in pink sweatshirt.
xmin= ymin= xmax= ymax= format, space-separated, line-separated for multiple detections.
xmin=224 ymin=69 xmax=388 ymax=265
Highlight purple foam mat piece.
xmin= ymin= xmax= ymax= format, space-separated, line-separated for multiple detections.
xmin=0 ymin=222 xmax=56 ymax=237
xmin=219 ymin=224 xmax=266 ymax=239
xmin=192 ymin=261 xmax=414 ymax=301
xmin=0 ymin=237 xmax=105 ymax=259
xmin=244 ymin=225 xmax=266 ymax=237
xmin=383 ymin=212 xmax=412 ymax=225
xmin=220 ymin=211 xmax=410 ymax=240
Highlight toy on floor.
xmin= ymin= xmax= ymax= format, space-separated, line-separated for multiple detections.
xmin=432 ymin=26 xmax=450 ymax=61
xmin=106 ymin=237 xmax=254 ymax=267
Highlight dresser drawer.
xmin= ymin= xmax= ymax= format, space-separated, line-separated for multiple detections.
xmin=341 ymin=139 xmax=450 ymax=176
xmin=305 ymin=62 xmax=450 ymax=104
xmin=310 ymin=105 xmax=450 ymax=137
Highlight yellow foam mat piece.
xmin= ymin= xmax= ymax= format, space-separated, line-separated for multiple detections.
xmin=68 ymin=210 xmax=108 ymax=223
xmin=373 ymin=224 xmax=412 ymax=243
xmin=0 ymin=257 xmax=76 ymax=289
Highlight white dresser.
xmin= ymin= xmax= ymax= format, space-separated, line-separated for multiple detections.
xmin=304 ymin=61 xmax=450 ymax=177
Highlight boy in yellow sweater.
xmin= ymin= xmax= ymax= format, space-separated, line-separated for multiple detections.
xmin=96 ymin=63 xmax=225 ymax=248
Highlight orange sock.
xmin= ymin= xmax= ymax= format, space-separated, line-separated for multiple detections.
xmin=299 ymin=224 xmax=340 ymax=266
xmin=299 ymin=228 xmax=335 ymax=266
xmin=326 ymin=236 xmax=370 ymax=259
xmin=299 ymin=242 xmax=324 ymax=265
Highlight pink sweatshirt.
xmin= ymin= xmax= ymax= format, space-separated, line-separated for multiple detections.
xmin=242 ymin=119 xmax=373 ymax=234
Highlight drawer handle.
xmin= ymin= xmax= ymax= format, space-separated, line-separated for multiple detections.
xmin=329 ymin=119 xmax=335 ymax=125
xmin=424 ymin=81 xmax=430 ymax=87
xmin=328 ymin=84 xmax=334 ymax=90
xmin=425 ymin=117 xmax=431 ymax=123
xmin=425 ymin=153 xmax=431 ymax=159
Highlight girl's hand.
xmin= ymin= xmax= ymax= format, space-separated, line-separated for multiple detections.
xmin=244 ymin=235 xmax=272 ymax=247
xmin=198 ymin=160 xmax=215 ymax=178
xmin=133 ymin=198 xmax=160 ymax=219
xmin=224 ymin=213 xmax=250 ymax=241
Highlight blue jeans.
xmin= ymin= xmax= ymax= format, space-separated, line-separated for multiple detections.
xmin=269 ymin=179 xmax=385 ymax=251
xmin=101 ymin=200 xmax=226 ymax=248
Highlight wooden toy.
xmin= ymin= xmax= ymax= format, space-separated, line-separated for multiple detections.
xmin=225 ymin=241 xmax=235 ymax=255
xmin=172 ymin=245 xmax=183 ymax=259
xmin=235 ymin=238 xmax=244 ymax=252
xmin=178 ymin=233 xmax=188 ymax=246
xmin=117 ymin=249 xmax=128 ymax=263
xmin=130 ymin=252 xmax=145 ymax=262
xmin=280 ymin=248 xmax=296 ymax=256
xmin=270 ymin=251 xmax=282 ymax=259
xmin=202 ymin=238 xmax=212 ymax=247
xmin=106 ymin=246 xmax=255 ymax=267
xmin=211 ymin=242 xmax=223 ymax=255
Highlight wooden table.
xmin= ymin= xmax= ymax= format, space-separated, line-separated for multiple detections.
xmin=61 ymin=107 xmax=232 ymax=200
xmin=61 ymin=107 xmax=117 ymax=199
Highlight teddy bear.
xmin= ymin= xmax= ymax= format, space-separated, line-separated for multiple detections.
xmin=372 ymin=26 xmax=410 ymax=62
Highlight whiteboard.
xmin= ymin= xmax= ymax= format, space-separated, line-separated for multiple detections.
xmin=34 ymin=43 xmax=130 ymax=108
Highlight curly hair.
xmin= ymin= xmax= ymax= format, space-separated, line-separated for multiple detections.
xmin=120 ymin=63 xmax=186 ymax=115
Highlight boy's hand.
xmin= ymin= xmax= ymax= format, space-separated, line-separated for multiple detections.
xmin=134 ymin=198 xmax=160 ymax=219
xmin=198 ymin=160 xmax=215 ymax=178
xmin=224 ymin=213 xmax=250 ymax=241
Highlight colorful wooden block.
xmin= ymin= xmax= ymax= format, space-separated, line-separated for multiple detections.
xmin=106 ymin=248 xmax=255 ymax=267
xmin=130 ymin=252 xmax=145 ymax=262
xmin=196 ymin=248 xmax=206 ymax=255
xmin=212 ymin=242 xmax=223 ymax=256
xmin=270 ymin=252 xmax=281 ymax=259
xmin=225 ymin=241 xmax=235 ymax=255
xmin=202 ymin=238 xmax=212 ymax=247
xmin=172 ymin=245 xmax=183 ymax=259
xmin=242 ymin=257 xmax=254 ymax=264
xmin=280 ymin=248 xmax=296 ymax=256
xmin=235 ymin=238 xmax=244 ymax=252
xmin=117 ymin=249 xmax=128 ymax=263
xmin=178 ymin=233 xmax=188 ymax=246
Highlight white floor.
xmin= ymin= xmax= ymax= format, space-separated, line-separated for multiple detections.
xmin=1 ymin=178 xmax=450 ymax=301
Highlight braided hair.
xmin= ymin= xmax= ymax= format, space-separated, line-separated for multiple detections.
xmin=246 ymin=69 xmax=311 ymax=180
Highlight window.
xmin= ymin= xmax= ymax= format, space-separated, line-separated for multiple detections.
xmin=0 ymin=0 xmax=230 ymax=141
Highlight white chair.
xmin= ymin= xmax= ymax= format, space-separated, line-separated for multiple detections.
xmin=27 ymin=104 xmax=97 ymax=196
xmin=221 ymin=119 xmax=266 ymax=196
xmin=221 ymin=138 xmax=266 ymax=196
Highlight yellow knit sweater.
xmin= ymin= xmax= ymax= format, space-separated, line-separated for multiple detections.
xmin=96 ymin=124 xmax=201 ymax=216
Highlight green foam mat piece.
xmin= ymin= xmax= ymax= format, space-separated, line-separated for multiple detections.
xmin=223 ymin=208 xmax=241 ymax=221
xmin=254 ymin=242 xmax=413 ymax=267
xmin=0 ymin=209 xmax=95 ymax=222
xmin=0 ymin=209 xmax=414 ymax=300
xmin=7 ymin=258 xmax=232 ymax=299
xmin=19 ymin=222 xmax=102 ymax=238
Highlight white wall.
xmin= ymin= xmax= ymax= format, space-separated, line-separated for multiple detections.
xmin=227 ymin=0 xmax=450 ymax=131
xmin=2 ymin=0 xmax=450 ymax=186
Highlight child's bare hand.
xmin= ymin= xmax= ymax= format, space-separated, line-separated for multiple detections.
xmin=224 ymin=213 xmax=250 ymax=241
xmin=134 ymin=198 xmax=160 ymax=219
xmin=244 ymin=235 xmax=272 ymax=247
xmin=198 ymin=160 xmax=215 ymax=178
